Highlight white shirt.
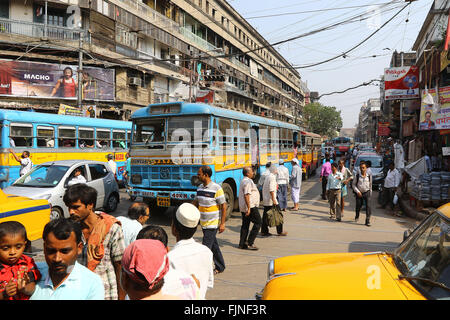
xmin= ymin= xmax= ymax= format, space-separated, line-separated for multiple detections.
xmin=162 ymin=265 xmax=201 ymax=300
xmin=257 ymin=169 xmax=270 ymax=189
xmin=68 ymin=174 xmax=87 ymax=186
xmin=19 ymin=157 xmax=32 ymax=176
xmin=384 ymin=168 xmax=400 ymax=188
xmin=394 ymin=143 xmax=405 ymax=169
xmin=262 ymin=173 xmax=278 ymax=206
xmin=108 ymin=160 xmax=117 ymax=175
xmin=167 ymin=238 xmax=214 ymax=300
xmin=116 ymin=216 xmax=143 ymax=247
xmin=238 ymin=176 xmax=260 ymax=212
xmin=276 ymin=165 xmax=289 ymax=185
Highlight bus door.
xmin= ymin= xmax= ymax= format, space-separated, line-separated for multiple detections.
xmin=293 ymin=131 xmax=299 ymax=159
xmin=249 ymin=124 xmax=260 ymax=179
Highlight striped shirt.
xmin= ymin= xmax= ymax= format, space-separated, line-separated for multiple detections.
xmin=195 ymin=182 xmax=226 ymax=229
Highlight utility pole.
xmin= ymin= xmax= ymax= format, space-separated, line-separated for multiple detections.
xmin=77 ymin=32 xmax=83 ymax=109
xmin=399 ymin=51 xmax=404 ymax=142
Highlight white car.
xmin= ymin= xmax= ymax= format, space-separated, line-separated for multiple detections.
xmin=4 ymin=160 xmax=120 ymax=220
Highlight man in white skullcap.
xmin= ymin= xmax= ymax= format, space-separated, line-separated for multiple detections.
xmin=290 ymin=158 xmax=302 ymax=211
xmin=168 ymin=203 xmax=214 ymax=299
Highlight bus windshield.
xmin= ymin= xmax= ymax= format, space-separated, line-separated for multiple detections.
xmin=132 ymin=116 xmax=210 ymax=147
xmin=133 ymin=118 xmax=166 ymax=145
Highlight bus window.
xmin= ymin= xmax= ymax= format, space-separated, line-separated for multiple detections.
xmin=58 ymin=126 xmax=76 ymax=148
xmin=281 ymin=128 xmax=288 ymax=150
xmin=113 ymin=130 xmax=126 ymax=149
xmin=133 ymin=119 xmax=165 ymax=144
xmin=79 ymin=127 xmax=95 ymax=148
xmin=259 ymin=125 xmax=268 ymax=153
xmin=10 ymin=123 xmax=32 ymax=147
xmin=218 ymin=118 xmax=232 ymax=150
xmin=37 ymin=126 xmax=55 ymax=148
xmin=97 ymin=129 xmax=111 ymax=148
xmin=0 ymin=124 xmax=2 ymax=147
xmin=238 ymin=121 xmax=249 ymax=151
xmin=168 ymin=116 xmax=209 ymax=145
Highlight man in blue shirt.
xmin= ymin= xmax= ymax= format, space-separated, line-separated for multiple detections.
xmin=31 ymin=218 xmax=104 ymax=300
xmin=326 ymin=162 xmax=344 ymax=222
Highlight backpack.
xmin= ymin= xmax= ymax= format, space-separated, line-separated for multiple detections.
xmin=353 ymin=172 xmax=372 ymax=195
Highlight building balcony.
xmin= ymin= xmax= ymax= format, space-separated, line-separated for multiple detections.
xmin=0 ymin=18 xmax=88 ymax=42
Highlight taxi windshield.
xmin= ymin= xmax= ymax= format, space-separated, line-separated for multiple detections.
xmin=394 ymin=212 xmax=450 ymax=299
xmin=13 ymin=165 xmax=69 ymax=188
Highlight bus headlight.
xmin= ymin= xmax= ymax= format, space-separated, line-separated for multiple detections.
xmin=131 ymin=174 xmax=142 ymax=184
xmin=268 ymin=260 xmax=275 ymax=280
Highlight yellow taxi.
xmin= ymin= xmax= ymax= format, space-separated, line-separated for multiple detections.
xmin=257 ymin=203 xmax=450 ymax=300
xmin=0 ymin=188 xmax=51 ymax=242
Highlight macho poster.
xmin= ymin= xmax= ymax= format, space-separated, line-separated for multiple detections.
xmin=0 ymin=59 xmax=114 ymax=101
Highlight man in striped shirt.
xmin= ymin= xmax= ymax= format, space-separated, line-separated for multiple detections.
xmin=193 ymin=165 xmax=227 ymax=274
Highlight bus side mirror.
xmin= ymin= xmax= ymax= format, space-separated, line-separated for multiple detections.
xmin=191 ymin=176 xmax=201 ymax=187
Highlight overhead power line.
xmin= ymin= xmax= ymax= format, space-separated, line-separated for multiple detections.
xmin=295 ymin=1 xmax=411 ymax=69
xmin=318 ymin=79 xmax=381 ymax=99
xmin=244 ymin=2 xmax=403 ymax=20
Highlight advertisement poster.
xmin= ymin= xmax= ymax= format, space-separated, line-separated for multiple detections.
xmin=58 ymin=104 xmax=97 ymax=117
xmin=419 ymin=86 xmax=450 ymax=131
xmin=384 ymin=66 xmax=419 ymax=100
xmin=0 ymin=59 xmax=115 ymax=101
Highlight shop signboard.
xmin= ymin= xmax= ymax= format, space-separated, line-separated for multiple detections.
xmin=378 ymin=122 xmax=390 ymax=136
xmin=419 ymin=86 xmax=450 ymax=131
xmin=0 ymin=59 xmax=115 ymax=101
xmin=384 ymin=66 xmax=419 ymax=100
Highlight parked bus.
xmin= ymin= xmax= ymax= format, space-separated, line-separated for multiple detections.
xmin=128 ymin=102 xmax=301 ymax=218
xmin=332 ymin=136 xmax=354 ymax=156
xmin=300 ymin=130 xmax=322 ymax=180
xmin=0 ymin=109 xmax=132 ymax=188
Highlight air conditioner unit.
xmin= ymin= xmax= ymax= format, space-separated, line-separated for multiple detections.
xmin=128 ymin=77 xmax=142 ymax=86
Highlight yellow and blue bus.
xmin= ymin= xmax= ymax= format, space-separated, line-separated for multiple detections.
xmin=129 ymin=102 xmax=302 ymax=218
xmin=0 ymin=109 xmax=132 ymax=188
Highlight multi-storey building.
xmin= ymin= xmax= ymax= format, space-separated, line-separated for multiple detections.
xmin=0 ymin=0 xmax=305 ymax=123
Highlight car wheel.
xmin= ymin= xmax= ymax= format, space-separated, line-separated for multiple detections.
xmin=105 ymin=194 xmax=119 ymax=213
xmin=221 ymin=183 xmax=234 ymax=221
xmin=50 ymin=207 xmax=64 ymax=220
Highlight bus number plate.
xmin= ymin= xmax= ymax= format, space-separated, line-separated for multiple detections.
xmin=157 ymin=196 xmax=170 ymax=207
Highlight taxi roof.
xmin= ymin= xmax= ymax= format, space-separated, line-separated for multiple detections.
xmin=437 ymin=202 xmax=450 ymax=219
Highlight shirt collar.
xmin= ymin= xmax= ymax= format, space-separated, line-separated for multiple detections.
xmin=43 ymin=261 xmax=81 ymax=289
xmin=173 ymin=238 xmax=196 ymax=249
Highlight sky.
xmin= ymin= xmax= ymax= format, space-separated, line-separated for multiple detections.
xmin=229 ymin=0 xmax=434 ymax=128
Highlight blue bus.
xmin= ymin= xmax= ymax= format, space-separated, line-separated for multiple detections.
xmin=0 ymin=109 xmax=132 ymax=188
xmin=128 ymin=102 xmax=302 ymax=218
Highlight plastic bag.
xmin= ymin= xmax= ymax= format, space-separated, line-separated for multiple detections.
xmin=393 ymin=193 xmax=398 ymax=205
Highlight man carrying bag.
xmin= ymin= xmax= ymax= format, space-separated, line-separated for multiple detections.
xmin=261 ymin=165 xmax=287 ymax=237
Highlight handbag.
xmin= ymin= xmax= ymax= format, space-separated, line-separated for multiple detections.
xmin=265 ymin=205 xmax=284 ymax=227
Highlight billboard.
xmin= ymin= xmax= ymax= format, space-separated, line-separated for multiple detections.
xmin=419 ymin=86 xmax=450 ymax=131
xmin=384 ymin=66 xmax=419 ymax=100
xmin=0 ymin=59 xmax=114 ymax=101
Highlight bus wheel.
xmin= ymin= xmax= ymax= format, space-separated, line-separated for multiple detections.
xmin=50 ymin=207 xmax=64 ymax=220
xmin=222 ymin=183 xmax=234 ymax=221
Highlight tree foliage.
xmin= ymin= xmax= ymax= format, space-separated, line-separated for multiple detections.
xmin=302 ymin=102 xmax=343 ymax=138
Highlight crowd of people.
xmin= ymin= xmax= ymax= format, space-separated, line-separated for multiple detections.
xmin=0 ymin=182 xmax=213 ymax=300
xmin=319 ymin=139 xmax=406 ymax=227
xmin=2 ymin=141 xmax=409 ymax=300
